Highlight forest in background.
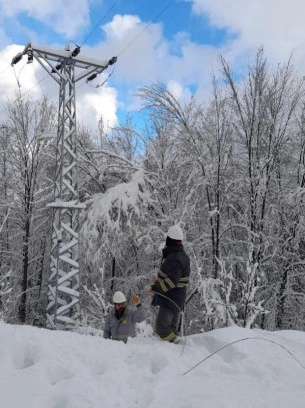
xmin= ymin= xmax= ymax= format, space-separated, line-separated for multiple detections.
xmin=1 ymin=48 xmax=305 ymax=334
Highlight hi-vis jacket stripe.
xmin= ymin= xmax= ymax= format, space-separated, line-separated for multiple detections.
xmin=157 ymin=270 xmax=189 ymax=292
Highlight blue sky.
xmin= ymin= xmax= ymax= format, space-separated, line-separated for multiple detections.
xmin=1 ymin=0 xmax=305 ymax=132
xmin=1 ymin=1 xmax=229 ymax=48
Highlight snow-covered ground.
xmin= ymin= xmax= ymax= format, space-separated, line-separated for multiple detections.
xmin=1 ymin=321 xmax=305 ymax=408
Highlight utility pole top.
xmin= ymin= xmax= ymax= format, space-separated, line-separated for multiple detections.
xmin=11 ymin=41 xmax=117 ymax=83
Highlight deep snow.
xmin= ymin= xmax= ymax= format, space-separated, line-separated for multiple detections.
xmin=0 ymin=321 xmax=305 ymax=408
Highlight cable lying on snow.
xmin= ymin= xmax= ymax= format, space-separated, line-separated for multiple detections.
xmin=183 ymin=337 xmax=305 ymax=376
xmin=148 ymin=289 xmax=305 ymax=374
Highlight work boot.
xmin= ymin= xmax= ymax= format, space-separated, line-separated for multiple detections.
xmin=172 ymin=336 xmax=181 ymax=344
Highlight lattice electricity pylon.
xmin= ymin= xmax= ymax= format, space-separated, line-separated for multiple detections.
xmin=11 ymin=42 xmax=117 ymax=329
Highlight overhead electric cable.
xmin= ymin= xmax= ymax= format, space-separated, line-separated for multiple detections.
xmin=0 ymin=72 xmax=49 ymax=118
xmin=12 ymin=61 xmax=29 ymax=89
xmin=3 ymin=0 xmax=176 ymax=108
xmin=32 ymin=61 xmax=46 ymax=98
xmin=80 ymin=0 xmax=120 ymax=47
xmin=12 ymin=65 xmax=21 ymax=88
xmin=0 ymin=65 xmax=11 ymax=78
xmin=117 ymin=0 xmax=176 ymax=57
xmin=76 ymin=0 xmax=176 ymax=89
xmin=94 ymin=67 xmax=115 ymax=88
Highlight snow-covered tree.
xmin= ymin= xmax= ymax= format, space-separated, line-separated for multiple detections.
xmin=80 ymin=167 xmax=157 ymax=326
xmin=0 ymin=95 xmax=57 ymax=323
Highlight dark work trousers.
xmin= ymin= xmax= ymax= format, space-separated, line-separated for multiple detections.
xmin=156 ymin=305 xmax=180 ymax=341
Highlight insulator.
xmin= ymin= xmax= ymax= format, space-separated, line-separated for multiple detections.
xmin=86 ymin=73 xmax=97 ymax=83
xmin=71 ymin=46 xmax=80 ymax=57
xmin=27 ymin=47 xmax=33 ymax=64
xmin=51 ymin=63 xmax=62 ymax=73
xmin=11 ymin=52 xmax=23 ymax=66
xmin=108 ymin=56 xmax=117 ymax=65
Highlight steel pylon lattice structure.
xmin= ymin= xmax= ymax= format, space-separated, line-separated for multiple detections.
xmin=12 ymin=43 xmax=117 ymax=329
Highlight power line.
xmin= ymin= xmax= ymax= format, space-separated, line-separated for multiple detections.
xmin=0 ymin=65 xmax=10 ymax=79
xmin=12 ymin=61 xmax=29 ymax=88
xmin=0 ymin=72 xmax=49 ymax=118
xmin=77 ymin=0 xmax=176 ymax=88
xmin=80 ymin=0 xmax=120 ymax=47
xmin=117 ymin=0 xmax=176 ymax=57
xmin=183 ymin=337 xmax=305 ymax=376
xmin=12 ymin=65 xmax=21 ymax=88
xmin=0 ymin=0 xmax=177 ymax=111
xmin=32 ymin=61 xmax=46 ymax=98
xmin=0 ymin=1 xmax=120 ymax=105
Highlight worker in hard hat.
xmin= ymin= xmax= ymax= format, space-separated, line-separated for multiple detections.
xmin=149 ymin=224 xmax=191 ymax=344
xmin=103 ymin=291 xmax=146 ymax=343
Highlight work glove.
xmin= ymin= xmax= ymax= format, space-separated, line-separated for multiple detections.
xmin=145 ymin=278 xmax=157 ymax=295
xmin=132 ymin=294 xmax=141 ymax=305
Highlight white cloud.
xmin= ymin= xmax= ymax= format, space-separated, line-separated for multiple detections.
xmin=0 ymin=27 xmax=11 ymax=50
xmin=167 ymin=80 xmax=192 ymax=102
xmin=96 ymin=14 xmax=166 ymax=83
xmin=1 ymin=12 xmax=218 ymax=131
xmin=4 ymin=2 xmax=305 ymax=133
xmin=0 ymin=45 xmax=42 ymax=120
xmin=0 ymin=44 xmax=118 ymax=132
xmin=0 ymin=10 xmax=234 ymax=129
xmin=102 ymin=14 xmax=143 ymax=41
xmin=188 ymin=0 xmax=305 ymax=64
xmin=0 ymin=9 xmax=252 ymax=131
xmin=78 ymin=85 xmax=118 ymax=132
xmin=84 ymin=15 xmax=221 ymax=98
xmin=0 ymin=0 xmax=91 ymax=38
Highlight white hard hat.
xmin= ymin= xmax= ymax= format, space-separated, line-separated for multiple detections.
xmin=167 ymin=224 xmax=183 ymax=240
xmin=112 ymin=291 xmax=127 ymax=303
